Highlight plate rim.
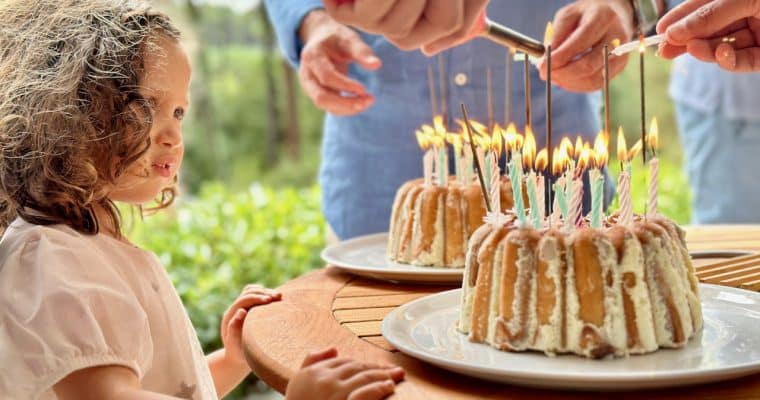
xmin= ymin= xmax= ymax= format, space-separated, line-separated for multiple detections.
xmin=382 ymin=284 xmax=760 ymax=385
xmin=320 ymin=232 xmax=464 ymax=278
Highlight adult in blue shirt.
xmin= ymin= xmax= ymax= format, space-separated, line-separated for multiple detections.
xmin=659 ymin=0 xmax=760 ymax=223
xmin=265 ymin=1 xmax=636 ymax=240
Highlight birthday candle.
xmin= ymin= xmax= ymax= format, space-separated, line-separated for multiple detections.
xmin=648 ymin=157 xmax=659 ymax=216
xmin=618 ymin=170 xmax=632 ymax=225
xmin=647 ymin=118 xmax=659 ymax=216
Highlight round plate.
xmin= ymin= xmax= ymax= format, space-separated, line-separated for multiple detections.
xmin=382 ymin=284 xmax=760 ymax=391
xmin=320 ymin=233 xmax=463 ymax=284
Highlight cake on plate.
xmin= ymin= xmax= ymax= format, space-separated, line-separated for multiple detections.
xmin=387 ymin=177 xmax=519 ymax=268
xmin=457 ymin=213 xmax=703 ymax=358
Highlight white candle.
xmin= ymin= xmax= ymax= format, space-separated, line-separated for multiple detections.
xmin=423 ymin=150 xmax=434 ymax=187
xmin=536 ymin=174 xmax=545 ymax=223
xmin=618 ymin=167 xmax=632 ymax=225
xmin=648 ymin=157 xmax=658 ymax=216
xmin=490 ymin=152 xmax=501 ymax=212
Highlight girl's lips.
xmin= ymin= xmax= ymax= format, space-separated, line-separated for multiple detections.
xmin=151 ymin=155 xmax=178 ymax=178
xmin=151 ymin=162 xmax=173 ymax=178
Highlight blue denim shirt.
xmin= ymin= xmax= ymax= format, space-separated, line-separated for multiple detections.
xmin=266 ymin=0 xmax=613 ymax=239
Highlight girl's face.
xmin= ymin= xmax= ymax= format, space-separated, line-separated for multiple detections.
xmin=109 ymin=37 xmax=191 ymax=205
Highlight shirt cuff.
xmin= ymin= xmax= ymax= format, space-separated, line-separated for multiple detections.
xmin=264 ymin=0 xmax=324 ymax=67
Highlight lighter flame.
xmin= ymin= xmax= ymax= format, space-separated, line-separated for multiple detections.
xmin=593 ymin=131 xmax=609 ymax=169
xmin=616 ymin=126 xmax=627 ymax=162
xmin=544 ymin=22 xmax=554 ymax=45
xmin=536 ymin=148 xmax=548 ymax=172
xmin=648 ymin=117 xmax=659 ymax=150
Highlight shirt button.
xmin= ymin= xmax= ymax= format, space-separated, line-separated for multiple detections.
xmin=455 ymin=73 xmax=468 ymax=86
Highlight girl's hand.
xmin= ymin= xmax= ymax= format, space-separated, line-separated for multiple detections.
xmin=285 ymin=348 xmax=405 ymax=400
xmin=220 ymin=284 xmax=282 ymax=367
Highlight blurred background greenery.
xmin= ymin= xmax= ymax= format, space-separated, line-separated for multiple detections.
xmin=128 ymin=1 xmax=691 ymax=398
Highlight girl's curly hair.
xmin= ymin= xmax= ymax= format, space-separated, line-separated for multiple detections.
xmin=0 ymin=0 xmax=181 ymax=235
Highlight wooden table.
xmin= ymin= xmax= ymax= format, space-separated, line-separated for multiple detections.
xmin=243 ymin=225 xmax=760 ymax=399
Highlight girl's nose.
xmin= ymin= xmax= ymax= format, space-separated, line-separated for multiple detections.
xmin=157 ymin=126 xmax=182 ymax=149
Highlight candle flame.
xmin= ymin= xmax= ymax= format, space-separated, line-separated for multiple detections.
xmin=628 ymin=139 xmax=643 ymax=161
xmin=522 ymin=127 xmax=537 ymax=170
xmin=639 ymin=33 xmax=646 ymax=53
xmin=593 ymin=131 xmax=609 ymax=168
xmin=467 ymin=119 xmax=489 ymax=137
xmin=415 ymin=130 xmax=430 ymax=150
xmin=491 ymin=124 xmax=503 ymax=155
xmin=616 ymin=126 xmax=627 ymax=162
xmin=536 ymin=148 xmax=548 ymax=172
xmin=552 ymin=146 xmax=569 ymax=175
xmin=560 ymin=137 xmax=574 ymax=160
xmin=648 ymin=117 xmax=659 ymax=150
xmin=577 ymin=146 xmax=592 ymax=171
xmin=544 ymin=22 xmax=554 ymax=45
xmin=433 ymin=115 xmax=447 ymax=134
xmin=574 ymin=136 xmax=584 ymax=161
xmin=612 ymin=38 xmax=621 ymax=48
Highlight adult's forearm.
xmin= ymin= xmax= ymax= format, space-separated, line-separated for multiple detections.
xmin=263 ymin=0 xmax=324 ymax=66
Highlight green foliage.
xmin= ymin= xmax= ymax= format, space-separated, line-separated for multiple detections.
xmin=127 ymin=183 xmax=325 ymax=352
xmin=607 ymin=156 xmax=692 ymax=224
xmin=182 ymin=46 xmax=324 ymax=192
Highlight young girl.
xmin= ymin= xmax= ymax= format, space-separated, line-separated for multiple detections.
xmin=0 ymin=1 xmax=404 ymax=399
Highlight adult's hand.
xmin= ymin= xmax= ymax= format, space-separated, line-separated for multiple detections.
xmin=539 ymin=0 xmax=635 ymax=93
xmin=323 ymin=0 xmax=489 ymax=56
xmin=658 ymin=0 xmax=760 ymax=72
xmin=298 ymin=10 xmax=381 ymax=116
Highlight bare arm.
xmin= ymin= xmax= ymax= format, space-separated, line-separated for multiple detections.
xmin=207 ymin=348 xmax=250 ymax=398
xmin=53 ymin=365 xmax=181 ymax=400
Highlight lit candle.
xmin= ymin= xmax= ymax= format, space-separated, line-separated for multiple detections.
xmin=648 ymin=117 xmax=659 ymax=216
xmin=568 ymin=146 xmax=591 ymax=230
xmin=488 ymin=126 xmax=503 ymax=211
xmin=590 ymin=132 xmax=608 ymax=229
xmin=616 ymin=127 xmax=633 ymax=225
xmin=551 ymin=147 xmax=569 ymax=222
xmin=523 ymin=128 xmax=540 ymax=227
xmin=447 ymin=133 xmax=463 ymax=185
xmin=433 ymin=116 xmax=449 ymax=186
xmin=460 ymin=103 xmax=492 ymax=213
xmin=536 ymin=148 xmax=548 ymax=224
xmin=505 ymin=125 xmax=527 ymax=226
xmin=416 ymin=130 xmax=434 ymax=187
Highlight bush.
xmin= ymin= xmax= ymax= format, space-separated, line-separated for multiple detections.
xmin=127 ymin=182 xmax=325 ymax=352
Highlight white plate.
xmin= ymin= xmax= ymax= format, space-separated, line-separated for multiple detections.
xmin=382 ymin=284 xmax=760 ymax=391
xmin=320 ymin=233 xmax=463 ymax=283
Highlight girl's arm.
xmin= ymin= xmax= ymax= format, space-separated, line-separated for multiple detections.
xmin=54 ymin=365 xmax=181 ymax=400
xmin=210 ymin=284 xmax=283 ymax=398
xmin=206 ymin=348 xmax=250 ymax=398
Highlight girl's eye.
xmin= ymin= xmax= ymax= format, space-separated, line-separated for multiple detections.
xmin=173 ymin=107 xmax=185 ymax=121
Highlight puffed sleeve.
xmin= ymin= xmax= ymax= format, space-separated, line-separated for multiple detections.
xmin=0 ymin=230 xmax=153 ymax=399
